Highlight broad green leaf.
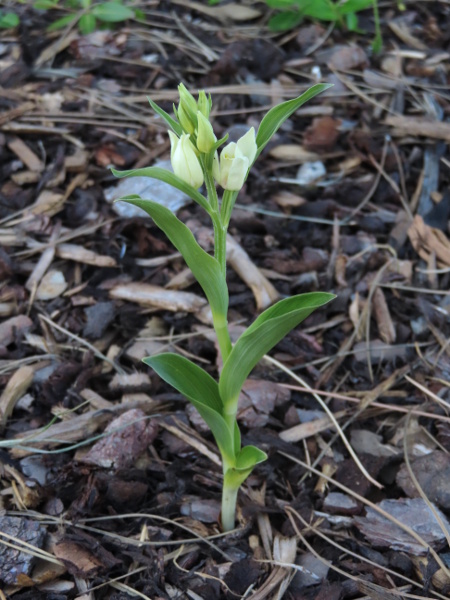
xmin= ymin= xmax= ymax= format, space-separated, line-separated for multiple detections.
xmin=268 ymin=12 xmax=303 ymax=31
xmin=148 ymin=97 xmax=183 ymax=136
xmin=219 ymin=292 xmax=335 ymax=410
xmin=111 ymin=166 xmax=210 ymax=212
xmin=345 ymin=11 xmax=359 ymax=31
xmin=255 ymin=84 xmax=332 ymax=158
xmin=235 ymin=445 xmax=267 ymax=471
xmin=80 ymin=0 xmax=92 ymax=8
xmin=144 ymin=353 xmax=235 ymax=461
xmin=79 ymin=13 xmax=96 ymax=34
xmin=143 ymin=353 xmax=222 ymax=412
xmin=302 ymin=0 xmax=337 ymax=21
xmin=234 ymin=421 xmax=241 ymax=455
xmin=92 ymin=2 xmax=134 ymax=22
xmin=338 ymin=0 xmax=373 ymax=15
xmin=0 ymin=12 xmax=19 ymax=28
xmin=223 ymin=445 xmax=267 ymax=490
xmin=47 ymin=13 xmax=78 ymax=30
xmin=112 ymin=194 xmax=229 ymax=320
xmin=265 ymin=0 xmax=296 ymax=7
xmin=134 ymin=8 xmax=145 ymax=21
xmin=33 ymin=0 xmax=59 ymax=9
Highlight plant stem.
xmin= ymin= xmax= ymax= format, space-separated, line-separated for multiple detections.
xmin=221 ymin=478 xmax=239 ymax=532
xmin=214 ymin=312 xmax=232 ymax=362
xmin=214 ymin=218 xmax=227 ymax=278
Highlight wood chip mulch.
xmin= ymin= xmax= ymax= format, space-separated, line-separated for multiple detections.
xmin=0 ymin=2 xmax=449 ymax=599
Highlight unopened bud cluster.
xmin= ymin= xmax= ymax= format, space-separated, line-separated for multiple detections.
xmin=169 ymin=84 xmax=257 ymax=192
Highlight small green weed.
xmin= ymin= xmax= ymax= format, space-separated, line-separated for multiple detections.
xmin=0 ymin=11 xmax=20 ymax=28
xmin=33 ymin=0 xmax=144 ymax=35
xmin=265 ymin=0 xmax=382 ymax=51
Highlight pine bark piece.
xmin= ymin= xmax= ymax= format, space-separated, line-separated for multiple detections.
xmin=81 ymin=408 xmax=158 ymax=469
xmin=0 ymin=516 xmax=46 ymax=585
xmin=354 ymin=498 xmax=450 ymax=555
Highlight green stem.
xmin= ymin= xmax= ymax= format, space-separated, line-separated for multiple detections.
xmin=221 ymin=477 xmax=239 ymax=532
xmin=203 ymin=159 xmax=219 ymax=213
xmin=214 ymin=311 xmax=232 ymax=363
xmin=214 ymin=217 xmax=227 ymax=278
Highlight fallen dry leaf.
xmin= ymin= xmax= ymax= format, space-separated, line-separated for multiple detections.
xmin=372 ymin=287 xmax=396 ymax=344
xmin=408 ymin=214 xmax=450 ymax=268
xmin=304 ymin=116 xmax=341 ymax=152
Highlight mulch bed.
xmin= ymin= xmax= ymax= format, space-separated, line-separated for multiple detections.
xmin=1 ymin=1 xmax=450 ymax=598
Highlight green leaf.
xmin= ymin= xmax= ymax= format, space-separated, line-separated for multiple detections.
xmin=144 ymin=353 xmax=235 ymax=461
xmin=79 ymin=13 xmax=96 ymax=34
xmin=0 ymin=12 xmax=19 ymax=28
xmin=223 ymin=446 xmax=267 ymax=489
xmin=111 ymin=193 xmax=229 ymax=320
xmin=47 ymin=13 xmax=78 ymax=31
xmin=302 ymin=0 xmax=337 ymax=21
xmin=234 ymin=421 xmax=241 ymax=455
xmin=265 ymin=0 xmax=296 ymax=7
xmin=268 ymin=11 xmax=302 ymax=31
xmin=148 ymin=97 xmax=183 ymax=136
xmin=235 ymin=445 xmax=267 ymax=471
xmin=91 ymin=1 xmax=134 ymax=22
xmin=255 ymin=84 xmax=332 ymax=158
xmin=80 ymin=0 xmax=92 ymax=8
xmin=111 ymin=166 xmax=210 ymax=212
xmin=33 ymin=0 xmax=59 ymax=9
xmin=134 ymin=8 xmax=145 ymax=21
xmin=337 ymin=0 xmax=373 ymax=15
xmin=345 ymin=11 xmax=359 ymax=31
xmin=219 ymin=292 xmax=335 ymax=410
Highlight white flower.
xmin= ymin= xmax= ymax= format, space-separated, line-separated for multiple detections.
xmin=213 ymin=127 xmax=257 ymax=191
xmin=168 ymin=131 xmax=204 ymax=189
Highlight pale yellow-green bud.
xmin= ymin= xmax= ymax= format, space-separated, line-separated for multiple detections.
xmin=168 ymin=131 xmax=204 ymax=189
xmin=198 ymin=90 xmax=212 ymax=118
xmin=177 ymin=83 xmax=198 ymax=133
xmin=196 ymin=111 xmax=216 ymax=153
xmin=212 ymin=127 xmax=257 ymax=191
xmin=177 ymin=103 xmax=196 ymax=135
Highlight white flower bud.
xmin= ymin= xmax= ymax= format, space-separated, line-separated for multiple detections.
xmin=169 ymin=131 xmax=204 ymax=189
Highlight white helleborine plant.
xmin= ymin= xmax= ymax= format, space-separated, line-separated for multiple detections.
xmin=168 ymin=131 xmax=204 ymax=189
xmin=213 ymin=127 xmax=257 ymax=191
xmin=113 ymin=81 xmax=334 ymax=532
